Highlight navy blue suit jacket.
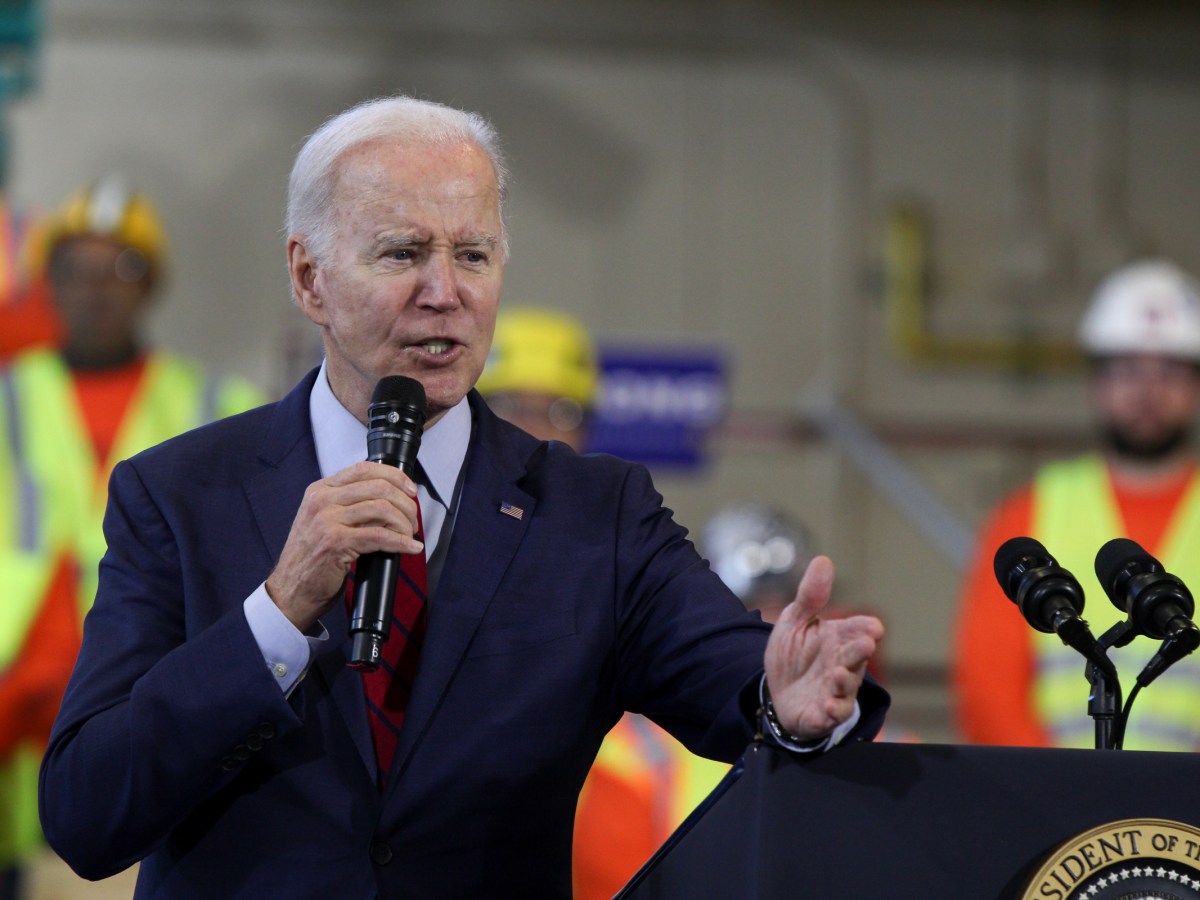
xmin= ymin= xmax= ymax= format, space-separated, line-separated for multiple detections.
xmin=40 ymin=369 xmax=887 ymax=898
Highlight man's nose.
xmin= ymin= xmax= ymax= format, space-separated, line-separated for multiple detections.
xmin=415 ymin=254 xmax=460 ymax=310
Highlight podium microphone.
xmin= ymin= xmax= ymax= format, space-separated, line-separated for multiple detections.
xmin=993 ymin=537 xmax=1100 ymax=658
xmin=994 ymin=537 xmax=1121 ymax=748
xmin=1094 ymin=538 xmax=1200 ymax=687
xmin=348 ymin=375 xmax=427 ymax=670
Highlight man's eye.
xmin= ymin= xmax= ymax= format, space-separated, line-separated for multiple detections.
xmin=461 ymin=251 xmax=486 ymax=264
xmin=387 ymin=249 xmax=414 ymax=261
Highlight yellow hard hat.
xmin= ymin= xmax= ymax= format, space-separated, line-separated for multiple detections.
xmin=32 ymin=175 xmax=167 ymax=278
xmin=478 ymin=307 xmax=598 ymax=406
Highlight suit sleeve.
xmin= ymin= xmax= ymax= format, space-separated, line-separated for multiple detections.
xmin=38 ymin=458 xmax=304 ymax=880
xmin=951 ymin=487 xmax=1049 ymax=747
xmin=608 ymin=463 xmax=888 ymax=761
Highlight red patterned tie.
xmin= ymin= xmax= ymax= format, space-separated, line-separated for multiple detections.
xmin=346 ymin=501 xmax=428 ymax=784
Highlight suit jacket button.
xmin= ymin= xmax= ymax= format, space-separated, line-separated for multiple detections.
xmin=245 ymin=733 xmax=264 ymax=751
xmin=257 ymin=722 xmax=276 ymax=740
xmin=370 ymin=841 xmax=393 ymax=865
xmin=220 ymin=756 xmax=238 ymax=771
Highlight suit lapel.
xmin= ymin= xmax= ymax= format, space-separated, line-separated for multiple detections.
xmin=387 ymin=393 xmax=539 ymax=786
xmin=248 ymin=381 xmax=546 ymax=787
xmin=241 ymin=374 xmax=320 ymax=569
xmin=241 ymin=369 xmax=377 ymax=780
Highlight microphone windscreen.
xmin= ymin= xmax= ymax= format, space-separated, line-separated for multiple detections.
xmin=1094 ymin=537 xmax=1151 ymax=592
xmin=992 ymin=535 xmax=1049 ymax=596
xmin=372 ymin=375 xmax=425 ymax=408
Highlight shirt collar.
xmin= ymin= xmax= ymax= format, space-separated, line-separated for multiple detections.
xmin=308 ymin=361 xmax=471 ymax=507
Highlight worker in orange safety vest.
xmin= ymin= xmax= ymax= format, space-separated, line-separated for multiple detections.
xmin=954 ymin=260 xmax=1200 ymax=751
xmin=0 ymin=176 xmax=264 ymax=898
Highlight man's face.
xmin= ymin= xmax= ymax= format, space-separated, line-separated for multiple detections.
xmin=1091 ymin=354 xmax=1200 ymax=460
xmin=483 ymin=390 xmax=588 ymax=451
xmin=291 ymin=137 xmax=505 ymax=426
xmin=49 ymin=235 xmax=154 ymax=367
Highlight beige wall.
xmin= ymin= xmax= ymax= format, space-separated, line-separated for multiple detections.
xmin=13 ymin=0 xmax=1200 ymax=742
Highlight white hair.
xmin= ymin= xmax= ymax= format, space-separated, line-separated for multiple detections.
xmin=285 ymin=95 xmax=510 ymax=265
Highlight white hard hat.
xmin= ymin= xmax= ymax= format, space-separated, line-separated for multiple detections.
xmin=1078 ymin=260 xmax=1200 ymax=361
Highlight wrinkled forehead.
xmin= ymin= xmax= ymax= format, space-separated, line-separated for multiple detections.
xmin=332 ymin=137 xmax=500 ymax=208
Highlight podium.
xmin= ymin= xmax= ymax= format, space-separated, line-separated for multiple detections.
xmin=618 ymin=741 xmax=1200 ymax=898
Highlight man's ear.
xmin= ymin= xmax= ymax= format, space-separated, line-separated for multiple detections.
xmin=288 ymin=236 xmax=326 ymax=325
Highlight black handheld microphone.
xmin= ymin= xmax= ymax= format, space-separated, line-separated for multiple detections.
xmin=1094 ymin=538 xmax=1200 ymax=686
xmin=348 ymin=376 xmax=427 ymax=670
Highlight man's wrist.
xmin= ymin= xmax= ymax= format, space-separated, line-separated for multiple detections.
xmin=758 ymin=676 xmax=828 ymax=752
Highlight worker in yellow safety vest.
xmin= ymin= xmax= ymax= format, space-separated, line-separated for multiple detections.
xmin=954 ymin=259 xmax=1200 ymax=751
xmin=0 ymin=176 xmax=264 ymax=898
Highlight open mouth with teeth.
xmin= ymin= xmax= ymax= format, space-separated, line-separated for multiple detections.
xmin=419 ymin=339 xmax=454 ymax=355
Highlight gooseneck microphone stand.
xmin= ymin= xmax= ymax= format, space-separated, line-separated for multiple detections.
xmin=1086 ymin=620 xmax=1133 ymax=751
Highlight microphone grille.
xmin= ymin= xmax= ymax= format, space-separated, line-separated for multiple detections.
xmin=1094 ymin=537 xmax=1150 ymax=591
xmin=992 ymin=536 xmax=1049 ymax=594
xmin=371 ymin=375 xmax=426 ymax=408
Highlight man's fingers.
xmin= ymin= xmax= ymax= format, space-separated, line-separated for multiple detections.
xmin=826 ymin=616 xmax=884 ymax=668
xmin=780 ymin=555 xmax=835 ymax=626
xmin=833 ymin=613 xmax=886 ymax=643
xmin=305 ymin=472 xmax=421 ymax=537
xmin=325 ymin=460 xmax=419 ymax=495
xmin=338 ymin=495 xmax=420 ymax=533
xmin=835 ymin=633 xmax=878 ymax=675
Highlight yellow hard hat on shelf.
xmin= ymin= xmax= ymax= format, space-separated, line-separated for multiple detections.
xmin=478 ymin=307 xmax=598 ymax=406
xmin=30 ymin=175 xmax=167 ymax=279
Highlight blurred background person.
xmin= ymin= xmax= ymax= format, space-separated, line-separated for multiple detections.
xmin=953 ymin=260 xmax=1200 ymax=751
xmin=476 ymin=305 xmax=597 ymax=452
xmin=702 ymin=504 xmax=816 ymax=626
xmin=0 ymin=176 xmax=264 ymax=898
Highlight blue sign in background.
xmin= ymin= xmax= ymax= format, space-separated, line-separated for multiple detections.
xmin=587 ymin=347 xmax=727 ymax=468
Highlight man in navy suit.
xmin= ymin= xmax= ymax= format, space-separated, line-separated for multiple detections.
xmin=39 ymin=95 xmax=888 ymax=898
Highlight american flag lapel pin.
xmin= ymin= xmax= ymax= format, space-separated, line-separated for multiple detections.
xmin=498 ymin=501 xmax=524 ymax=521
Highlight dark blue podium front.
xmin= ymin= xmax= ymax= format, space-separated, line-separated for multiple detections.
xmin=618 ymin=741 xmax=1200 ymax=899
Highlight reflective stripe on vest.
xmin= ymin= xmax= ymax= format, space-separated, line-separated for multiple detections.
xmin=1031 ymin=454 xmax=1200 ymax=751
xmin=0 ymin=365 xmax=40 ymax=553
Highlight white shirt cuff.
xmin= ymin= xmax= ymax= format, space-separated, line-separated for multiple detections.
xmin=243 ymin=584 xmax=326 ymax=696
